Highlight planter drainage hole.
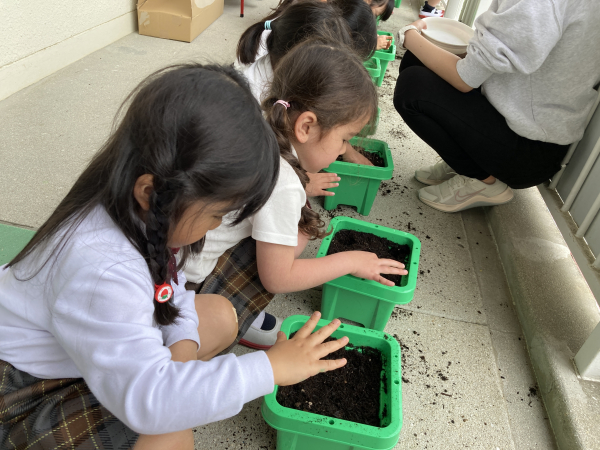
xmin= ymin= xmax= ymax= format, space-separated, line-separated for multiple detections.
xmin=339 ymin=324 xmax=345 ymax=328
xmin=329 ymin=420 xmax=335 ymax=425
xmin=394 ymin=380 xmax=400 ymax=385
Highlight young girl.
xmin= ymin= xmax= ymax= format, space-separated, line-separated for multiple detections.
xmin=237 ymin=1 xmax=377 ymax=195
xmin=184 ymin=41 xmax=408 ymax=350
xmin=394 ymin=0 xmax=599 ymax=212
xmin=0 ymin=64 xmax=349 ymax=450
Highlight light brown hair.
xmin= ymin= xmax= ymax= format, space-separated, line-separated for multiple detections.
xmin=262 ymin=40 xmax=378 ymax=239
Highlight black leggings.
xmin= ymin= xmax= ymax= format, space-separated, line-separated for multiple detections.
xmin=393 ymin=51 xmax=569 ymax=189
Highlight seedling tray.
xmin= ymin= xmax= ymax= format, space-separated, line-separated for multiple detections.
xmin=374 ymin=31 xmax=396 ymax=87
xmin=323 ymin=137 xmax=393 ymax=216
xmin=364 ymin=57 xmax=381 ymax=84
xmin=316 ymin=217 xmax=421 ymax=330
xmin=262 ymin=315 xmax=402 ymax=450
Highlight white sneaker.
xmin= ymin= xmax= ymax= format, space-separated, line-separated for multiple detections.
xmin=419 ymin=4 xmax=444 ymax=18
xmin=415 ymin=160 xmax=455 ymax=185
xmin=239 ymin=313 xmax=282 ymax=350
xmin=418 ymin=174 xmax=514 ymax=212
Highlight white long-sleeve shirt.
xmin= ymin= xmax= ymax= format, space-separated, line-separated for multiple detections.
xmin=456 ymin=0 xmax=600 ymax=144
xmin=0 ymin=206 xmax=274 ymax=434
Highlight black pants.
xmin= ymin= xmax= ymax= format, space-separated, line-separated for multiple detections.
xmin=393 ymin=51 xmax=569 ymax=189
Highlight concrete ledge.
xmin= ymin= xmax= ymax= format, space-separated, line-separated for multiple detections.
xmin=0 ymin=10 xmax=137 ymax=102
xmin=485 ymin=187 xmax=600 ymax=450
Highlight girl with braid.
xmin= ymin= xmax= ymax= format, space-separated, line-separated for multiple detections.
xmin=236 ymin=1 xmax=377 ymax=198
xmin=0 ymin=64 xmax=350 ymax=450
xmin=184 ymin=41 xmax=408 ymax=350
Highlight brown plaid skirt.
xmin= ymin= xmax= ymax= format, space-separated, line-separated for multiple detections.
xmin=0 ymin=360 xmax=138 ymax=450
xmin=185 ymin=237 xmax=275 ymax=354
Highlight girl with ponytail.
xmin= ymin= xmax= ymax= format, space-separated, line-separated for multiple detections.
xmin=238 ymin=1 xmax=377 ymax=196
xmin=184 ymin=41 xmax=408 ymax=352
xmin=0 ymin=64 xmax=350 ymax=450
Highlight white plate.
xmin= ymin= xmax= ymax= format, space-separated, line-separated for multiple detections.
xmin=421 ymin=17 xmax=474 ymax=47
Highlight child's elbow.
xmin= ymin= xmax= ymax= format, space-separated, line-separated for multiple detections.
xmin=260 ymin=277 xmax=285 ymax=294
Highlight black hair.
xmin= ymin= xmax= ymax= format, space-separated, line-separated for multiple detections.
xmin=329 ymin=0 xmax=378 ymax=59
xmin=370 ymin=0 xmax=394 ymax=21
xmin=7 ymin=64 xmax=280 ymax=326
xmin=263 ymin=41 xmax=378 ymax=239
xmin=237 ymin=0 xmax=378 ymax=65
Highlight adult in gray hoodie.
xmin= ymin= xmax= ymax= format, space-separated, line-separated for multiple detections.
xmin=393 ymin=0 xmax=600 ymax=213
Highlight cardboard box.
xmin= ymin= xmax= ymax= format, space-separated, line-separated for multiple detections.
xmin=137 ymin=0 xmax=224 ymax=43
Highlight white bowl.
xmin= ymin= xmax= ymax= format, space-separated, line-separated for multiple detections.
xmin=421 ymin=17 xmax=474 ymax=54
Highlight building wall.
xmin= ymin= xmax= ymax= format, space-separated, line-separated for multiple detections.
xmin=0 ymin=0 xmax=138 ymax=101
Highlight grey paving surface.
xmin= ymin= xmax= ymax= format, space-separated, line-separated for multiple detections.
xmin=0 ymin=0 xmax=561 ymax=449
xmin=488 ymin=187 xmax=600 ymax=450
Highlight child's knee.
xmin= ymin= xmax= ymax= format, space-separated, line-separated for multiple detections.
xmin=211 ymin=294 xmax=239 ymax=343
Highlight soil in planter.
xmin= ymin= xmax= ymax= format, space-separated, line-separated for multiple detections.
xmin=336 ymin=146 xmax=385 ymax=167
xmin=327 ymin=229 xmax=410 ymax=285
xmin=277 ymin=337 xmax=383 ymax=427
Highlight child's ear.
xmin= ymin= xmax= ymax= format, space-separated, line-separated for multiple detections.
xmin=293 ymin=111 xmax=319 ymax=144
xmin=133 ymin=174 xmax=154 ymax=211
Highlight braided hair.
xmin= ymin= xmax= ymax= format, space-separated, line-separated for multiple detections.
xmin=8 ymin=64 xmax=280 ymax=326
xmin=262 ymin=40 xmax=378 ymax=239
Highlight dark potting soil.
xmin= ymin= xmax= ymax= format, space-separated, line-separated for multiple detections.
xmin=277 ymin=338 xmax=383 ymax=427
xmin=327 ymin=229 xmax=410 ymax=285
xmin=336 ymin=146 xmax=385 ymax=167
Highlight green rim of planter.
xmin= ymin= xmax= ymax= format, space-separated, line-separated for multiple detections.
xmin=317 ymin=216 xmax=421 ymax=302
xmin=262 ymin=315 xmax=402 ymax=450
xmin=364 ymin=57 xmax=381 ymax=84
xmin=324 ymin=137 xmax=393 ymax=180
xmin=323 ymin=137 xmax=393 ymax=215
xmin=374 ymin=31 xmax=396 ymax=87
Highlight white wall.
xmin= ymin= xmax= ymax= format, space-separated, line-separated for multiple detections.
xmin=0 ymin=0 xmax=138 ymax=101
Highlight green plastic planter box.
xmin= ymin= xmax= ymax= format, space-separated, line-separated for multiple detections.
xmin=360 ymin=107 xmax=380 ymax=136
xmin=395 ymin=0 xmax=401 ymax=7
xmin=323 ymin=137 xmax=393 ymax=216
xmin=262 ymin=315 xmax=402 ymax=450
xmin=363 ymin=57 xmax=381 ymax=84
xmin=374 ymin=31 xmax=396 ymax=87
xmin=316 ymin=216 xmax=421 ymax=330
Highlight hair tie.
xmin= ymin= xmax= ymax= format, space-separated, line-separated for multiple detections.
xmin=154 ymin=282 xmax=173 ymax=303
xmin=274 ymin=100 xmax=290 ymax=109
xmin=264 ymin=20 xmax=272 ymax=30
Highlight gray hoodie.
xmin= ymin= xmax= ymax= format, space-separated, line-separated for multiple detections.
xmin=456 ymin=0 xmax=600 ymax=145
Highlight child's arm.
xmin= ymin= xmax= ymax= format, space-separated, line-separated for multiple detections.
xmin=256 ymin=240 xmax=407 ymax=294
xmin=342 ymin=142 xmax=373 ymax=166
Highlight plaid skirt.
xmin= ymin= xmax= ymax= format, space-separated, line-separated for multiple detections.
xmin=185 ymin=237 xmax=275 ymax=354
xmin=0 ymin=360 xmax=138 ymax=450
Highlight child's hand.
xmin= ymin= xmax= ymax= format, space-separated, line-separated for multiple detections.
xmin=376 ymin=35 xmax=393 ymax=50
xmin=266 ymin=312 xmax=348 ymax=386
xmin=342 ymin=143 xmax=373 ymax=166
xmin=349 ymin=251 xmax=408 ymax=286
xmin=306 ymin=172 xmax=340 ymax=197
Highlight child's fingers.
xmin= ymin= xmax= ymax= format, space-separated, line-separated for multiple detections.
xmin=294 ymin=311 xmax=321 ymax=339
xmin=374 ymin=275 xmax=395 ymax=287
xmin=381 ymin=267 xmax=409 ymax=276
xmin=308 ymin=318 xmax=341 ymax=344
xmin=322 ymin=190 xmax=335 ymax=197
xmin=275 ymin=330 xmax=288 ymax=343
xmin=317 ymin=335 xmax=349 ymax=359
xmin=316 ymin=357 xmax=347 ymax=374
xmin=379 ymin=259 xmax=405 ymax=269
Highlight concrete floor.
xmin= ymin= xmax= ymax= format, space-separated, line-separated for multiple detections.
xmin=0 ymin=0 xmax=559 ymax=448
